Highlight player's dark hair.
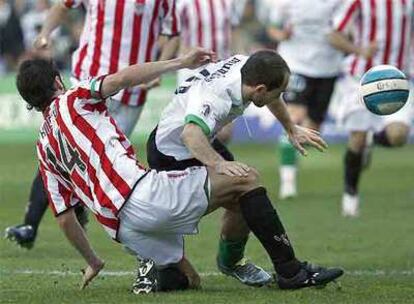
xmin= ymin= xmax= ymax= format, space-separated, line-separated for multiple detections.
xmin=241 ymin=50 xmax=290 ymax=91
xmin=16 ymin=59 xmax=60 ymax=112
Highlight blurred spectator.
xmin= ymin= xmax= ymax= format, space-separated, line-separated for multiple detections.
xmin=0 ymin=0 xmax=25 ymax=73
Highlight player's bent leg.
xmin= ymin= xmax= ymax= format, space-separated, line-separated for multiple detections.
xmin=208 ymin=170 xmax=344 ymax=289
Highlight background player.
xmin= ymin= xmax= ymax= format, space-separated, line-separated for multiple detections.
xmin=176 ymin=0 xmax=247 ymax=84
xmin=5 ymin=0 xmax=180 ymax=247
xmin=16 ymin=48 xmax=343 ymax=293
xmin=266 ymin=0 xmax=344 ymax=199
xmin=329 ymin=0 xmax=414 ymax=216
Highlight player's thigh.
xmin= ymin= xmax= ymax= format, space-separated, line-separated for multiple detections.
xmin=284 ymin=73 xmax=310 ymax=123
xmin=206 ymin=167 xmax=261 ymax=213
xmin=118 ymin=224 xmax=184 ymax=266
xmin=307 ymin=76 xmax=337 ymax=126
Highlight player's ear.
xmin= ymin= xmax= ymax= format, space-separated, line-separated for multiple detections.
xmin=255 ymin=84 xmax=267 ymax=94
xmin=54 ymin=75 xmax=65 ymax=91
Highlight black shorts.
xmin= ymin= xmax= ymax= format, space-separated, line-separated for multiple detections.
xmin=146 ymin=127 xmax=234 ymax=171
xmin=282 ymin=73 xmax=337 ymax=124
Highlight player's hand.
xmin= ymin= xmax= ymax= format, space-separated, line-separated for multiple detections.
xmin=180 ymin=47 xmax=217 ymax=70
xmin=287 ymin=125 xmax=328 ymax=156
xmin=214 ymin=160 xmax=251 ymax=177
xmin=358 ymin=41 xmax=377 ymax=60
xmin=80 ymin=258 xmax=105 ymax=290
xmin=33 ymin=34 xmax=50 ymax=50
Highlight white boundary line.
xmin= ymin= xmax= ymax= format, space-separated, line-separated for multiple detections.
xmin=1 ymin=269 xmax=414 ymax=277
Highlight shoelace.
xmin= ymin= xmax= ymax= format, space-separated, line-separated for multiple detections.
xmin=234 ymin=258 xmax=261 ymax=276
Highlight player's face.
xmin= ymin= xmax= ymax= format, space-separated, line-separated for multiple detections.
xmin=252 ymin=73 xmax=290 ymax=107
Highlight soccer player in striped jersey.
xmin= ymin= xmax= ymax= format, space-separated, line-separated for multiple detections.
xmin=329 ymin=0 xmax=414 ymax=216
xmin=266 ymin=0 xmax=344 ymax=200
xmin=5 ymin=0 xmax=180 ymax=248
xmin=16 ymin=48 xmax=343 ymax=293
xmin=176 ymin=0 xmax=247 ymax=84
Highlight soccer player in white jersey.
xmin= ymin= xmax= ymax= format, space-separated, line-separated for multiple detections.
xmin=176 ymin=0 xmax=247 ymax=84
xmin=146 ymin=50 xmax=343 ymax=288
xmin=266 ymin=0 xmax=344 ymax=200
xmin=16 ymin=48 xmax=343 ymax=292
xmin=5 ymin=0 xmax=180 ymax=248
xmin=174 ymin=0 xmax=252 ymax=285
xmin=329 ymin=0 xmax=414 ymax=216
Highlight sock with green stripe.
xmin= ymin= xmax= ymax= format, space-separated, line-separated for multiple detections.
xmin=279 ymin=134 xmax=298 ymax=166
xmin=217 ymin=236 xmax=248 ymax=269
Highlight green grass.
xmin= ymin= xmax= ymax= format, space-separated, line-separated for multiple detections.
xmin=1 ymin=143 xmax=414 ymax=303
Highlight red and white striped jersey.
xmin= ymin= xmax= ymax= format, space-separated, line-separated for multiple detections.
xmin=37 ymin=77 xmax=147 ymax=239
xmin=63 ymin=0 xmax=180 ymax=106
xmin=178 ymin=0 xmax=245 ymax=59
xmin=333 ymin=0 xmax=413 ymax=77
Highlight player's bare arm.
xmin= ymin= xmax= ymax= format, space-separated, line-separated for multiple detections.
xmin=56 ymin=208 xmax=104 ymax=289
xmin=33 ymin=2 xmax=69 ymax=49
xmin=267 ymin=98 xmax=328 ymax=156
xmin=101 ymin=48 xmax=215 ymax=98
xmin=181 ymin=123 xmax=250 ymax=177
xmin=328 ymin=31 xmax=377 ymax=60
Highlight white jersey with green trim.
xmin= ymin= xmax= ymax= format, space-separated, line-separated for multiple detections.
xmin=156 ymin=54 xmax=249 ymax=161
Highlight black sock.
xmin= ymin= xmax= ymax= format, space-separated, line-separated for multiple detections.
xmin=23 ymin=170 xmax=48 ymax=234
xmin=344 ymin=150 xmax=363 ymax=195
xmin=374 ymin=130 xmax=392 ymax=147
xmin=239 ymin=187 xmax=301 ymax=278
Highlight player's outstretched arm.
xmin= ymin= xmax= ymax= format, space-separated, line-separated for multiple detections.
xmin=101 ymin=48 xmax=215 ymax=98
xmin=33 ymin=2 xmax=70 ymax=49
xmin=267 ymin=98 xmax=328 ymax=156
xmin=56 ymin=208 xmax=104 ymax=289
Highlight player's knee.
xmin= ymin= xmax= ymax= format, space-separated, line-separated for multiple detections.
xmin=385 ymin=123 xmax=409 ymax=147
xmin=348 ymin=131 xmax=368 ymax=152
xmin=238 ymin=169 xmax=261 ymax=194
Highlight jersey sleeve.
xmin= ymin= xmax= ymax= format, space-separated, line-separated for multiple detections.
xmin=161 ymin=0 xmax=180 ymax=36
xmin=74 ymin=75 xmax=108 ymax=104
xmin=184 ymin=87 xmax=230 ymax=136
xmin=39 ymin=163 xmax=80 ymax=216
xmin=332 ymin=0 xmax=361 ymax=32
xmin=62 ymin=0 xmax=83 ymax=8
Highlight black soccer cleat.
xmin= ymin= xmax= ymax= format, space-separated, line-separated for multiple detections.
xmin=4 ymin=224 xmax=36 ymax=249
xmin=277 ymin=262 xmax=344 ymax=290
xmin=132 ymin=259 xmax=158 ymax=294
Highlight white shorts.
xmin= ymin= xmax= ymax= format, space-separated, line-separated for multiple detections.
xmin=337 ymin=76 xmax=414 ymax=132
xmin=117 ymin=167 xmax=209 ymax=266
xmin=70 ymin=77 xmax=144 ymax=137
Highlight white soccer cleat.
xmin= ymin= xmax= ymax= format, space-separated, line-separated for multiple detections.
xmin=279 ymin=166 xmax=297 ymax=200
xmin=341 ymin=193 xmax=360 ymax=217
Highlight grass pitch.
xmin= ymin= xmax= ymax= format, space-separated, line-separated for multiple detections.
xmin=1 ymin=142 xmax=414 ymax=303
